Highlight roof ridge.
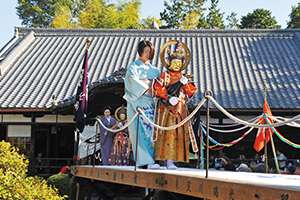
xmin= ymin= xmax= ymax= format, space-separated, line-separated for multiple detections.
xmin=15 ymin=27 xmax=300 ymax=36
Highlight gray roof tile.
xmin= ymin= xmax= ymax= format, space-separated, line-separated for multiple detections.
xmin=1 ymin=27 xmax=300 ymax=110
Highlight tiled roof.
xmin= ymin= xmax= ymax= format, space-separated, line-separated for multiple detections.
xmin=1 ymin=27 xmax=300 ymax=109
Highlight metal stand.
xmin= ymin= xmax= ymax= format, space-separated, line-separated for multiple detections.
xmin=205 ymin=91 xmax=212 ymax=178
xmin=73 ymin=129 xmax=79 ymax=166
xmin=135 ymin=106 xmax=142 ymax=171
xmin=93 ymin=122 xmax=99 ymax=167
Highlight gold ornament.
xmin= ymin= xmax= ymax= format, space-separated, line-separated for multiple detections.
xmin=159 ymin=40 xmax=191 ymax=71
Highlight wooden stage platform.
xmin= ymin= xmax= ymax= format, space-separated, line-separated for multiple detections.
xmin=71 ymin=165 xmax=300 ymax=200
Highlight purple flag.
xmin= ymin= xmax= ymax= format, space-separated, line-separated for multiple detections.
xmin=73 ymin=49 xmax=88 ymax=133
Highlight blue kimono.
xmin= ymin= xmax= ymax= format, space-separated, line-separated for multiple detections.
xmin=123 ymin=59 xmax=160 ymax=166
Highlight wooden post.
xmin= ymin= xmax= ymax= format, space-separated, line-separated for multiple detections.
xmin=135 ymin=107 xmax=141 ymax=171
xmin=263 ymin=85 xmax=268 ymax=173
xmin=29 ymin=113 xmax=36 ymax=176
xmin=264 ymin=130 xmax=268 ymax=173
xmin=205 ymin=91 xmax=212 ymax=178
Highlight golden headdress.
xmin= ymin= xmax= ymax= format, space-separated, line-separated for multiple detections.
xmin=159 ymin=40 xmax=191 ymax=71
xmin=115 ymin=105 xmax=127 ymax=121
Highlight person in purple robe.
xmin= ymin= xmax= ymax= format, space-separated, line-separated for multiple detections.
xmin=99 ymin=106 xmax=117 ymax=165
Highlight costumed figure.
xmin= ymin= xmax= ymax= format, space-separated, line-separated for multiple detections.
xmin=108 ymin=105 xmax=131 ymax=166
xmin=123 ymin=40 xmax=161 ymax=169
xmin=152 ymin=40 xmax=198 ymax=169
xmin=99 ymin=106 xmax=117 ymax=165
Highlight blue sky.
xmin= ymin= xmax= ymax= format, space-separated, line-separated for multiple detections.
xmin=1 ymin=0 xmax=299 ymax=49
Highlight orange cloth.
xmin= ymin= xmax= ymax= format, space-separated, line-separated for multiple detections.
xmin=253 ymin=100 xmax=274 ymax=152
xmin=153 ymin=71 xmax=197 ymax=162
xmin=153 ymin=71 xmax=196 ymax=100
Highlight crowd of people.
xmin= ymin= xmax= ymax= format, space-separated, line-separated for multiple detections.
xmin=208 ymin=150 xmax=300 ymax=175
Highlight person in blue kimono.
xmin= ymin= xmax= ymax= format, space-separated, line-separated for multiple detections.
xmin=123 ymin=40 xmax=160 ymax=169
xmin=99 ymin=106 xmax=117 ymax=165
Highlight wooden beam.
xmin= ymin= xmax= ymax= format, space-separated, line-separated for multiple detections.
xmin=71 ymin=166 xmax=300 ymax=200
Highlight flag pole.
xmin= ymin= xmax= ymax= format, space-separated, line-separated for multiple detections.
xmin=264 ymin=85 xmax=268 ymax=173
xmin=73 ymin=38 xmax=91 ymax=166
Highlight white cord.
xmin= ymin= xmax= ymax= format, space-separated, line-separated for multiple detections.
xmin=207 ymin=95 xmax=300 ymax=128
xmin=137 ymin=98 xmax=207 ymax=130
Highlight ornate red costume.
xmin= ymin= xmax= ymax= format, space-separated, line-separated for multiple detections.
xmin=152 ymin=40 xmax=198 ymax=166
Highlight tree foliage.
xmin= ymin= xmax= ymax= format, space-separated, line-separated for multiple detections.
xmin=206 ymin=0 xmax=225 ymax=29
xmin=182 ymin=12 xmax=201 ymax=29
xmin=17 ymin=0 xmax=59 ymax=27
xmin=48 ymin=174 xmax=72 ymax=197
xmin=240 ymin=8 xmax=281 ymax=29
xmin=17 ymin=0 xmax=144 ymax=29
xmin=160 ymin=0 xmax=185 ymax=29
xmin=160 ymin=0 xmax=207 ymax=29
xmin=0 ymin=141 xmax=64 ymax=199
xmin=287 ymin=3 xmax=300 ymax=29
xmin=226 ymin=12 xmax=239 ymax=29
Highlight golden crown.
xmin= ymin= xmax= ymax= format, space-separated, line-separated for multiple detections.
xmin=160 ymin=40 xmax=191 ymax=71
xmin=167 ymin=42 xmax=187 ymax=62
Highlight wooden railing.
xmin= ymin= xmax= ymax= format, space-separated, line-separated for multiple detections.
xmin=34 ymin=157 xmax=73 ymax=178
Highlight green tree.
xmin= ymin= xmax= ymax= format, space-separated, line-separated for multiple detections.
xmin=52 ymin=2 xmax=77 ymax=28
xmin=160 ymin=0 xmax=185 ymax=29
xmin=183 ymin=0 xmax=207 ymax=29
xmin=240 ymin=8 xmax=281 ymax=29
xmin=226 ymin=12 xmax=239 ymax=29
xmin=287 ymin=3 xmax=300 ymax=28
xmin=160 ymin=0 xmax=207 ymax=29
xmin=18 ymin=0 xmax=143 ymax=29
xmin=206 ymin=0 xmax=225 ymax=29
xmin=197 ymin=13 xmax=208 ymax=29
xmin=0 ymin=141 xmax=64 ymax=199
xmin=182 ymin=12 xmax=200 ymax=29
xmin=52 ymin=0 xmax=142 ymax=29
xmin=17 ymin=0 xmax=58 ymax=27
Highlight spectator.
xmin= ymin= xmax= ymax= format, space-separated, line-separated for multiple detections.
xmin=237 ymin=154 xmax=248 ymax=165
xmin=35 ymin=152 xmax=45 ymax=175
xmin=284 ymin=163 xmax=296 ymax=175
xmin=253 ymin=153 xmax=261 ymax=164
xmin=59 ymin=165 xmax=70 ymax=174
xmin=276 ymin=149 xmax=287 ymax=170
xmin=253 ymin=163 xmax=269 ymax=173
xmin=219 ymin=150 xmax=231 ymax=164
xmin=224 ymin=163 xmax=236 ymax=171
xmin=249 ymin=161 xmax=257 ymax=171
xmin=237 ymin=163 xmax=251 ymax=172
xmin=295 ymin=159 xmax=300 ymax=175
xmin=209 ymin=154 xmax=216 ymax=169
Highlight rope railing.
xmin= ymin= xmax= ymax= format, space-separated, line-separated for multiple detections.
xmin=137 ymin=98 xmax=207 ymax=130
xmin=206 ymin=95 xmax=300 ymax=128
xmin=201 ymin=116 xmax=261 ymax=133
xmin=265 ymin=114 xmax=300 ymax=128
xmin=205 ymin=115 xmax=262 ymax=128
xmin=95 ymin=111 xmax=139 ymax=133
xmin=93 ymin=95 xmax=300 ymax=134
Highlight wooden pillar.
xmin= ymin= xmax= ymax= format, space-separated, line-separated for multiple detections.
xmin=46 ymin=128 xmax=50 ymax=175
xmin=29 ymin=113 xmax=36 ymax=176
xmin=70 ymin=176 xmax=78 ymax=200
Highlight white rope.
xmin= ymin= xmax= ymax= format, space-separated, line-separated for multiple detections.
xmin=95 ymin=111 xmax=139 ymax=133
xmin=207 ymin=95 xmax=300 ymax=128
xmin=265 ymin=114 xmax=300 ymax=128
xmin=137 ymin=98 xmax=207 ymax=130
xmin=79 ymin=121 xmax=98 ymax=140
xmin=201 ymin=117 xmax=261 ymax=133
xmin=205 ymin=115 xmax=262 ymax=128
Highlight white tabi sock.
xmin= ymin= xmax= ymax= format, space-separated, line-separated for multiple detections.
xmin=167 ymin=159 xmax=177 ymax=170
